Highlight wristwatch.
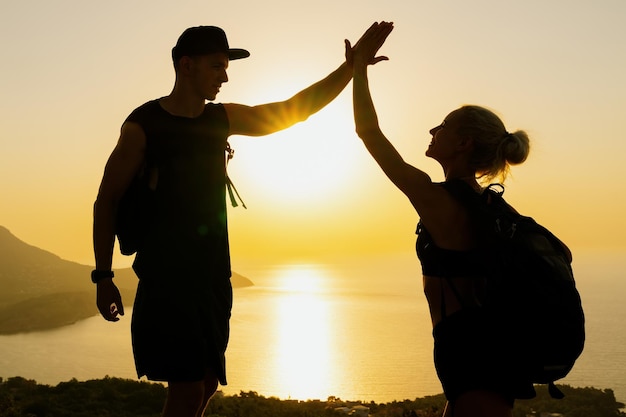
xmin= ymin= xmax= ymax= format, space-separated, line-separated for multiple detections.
xmin=91 ymin=269 xmax=114 ymax=283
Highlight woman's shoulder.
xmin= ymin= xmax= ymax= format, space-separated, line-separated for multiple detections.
xmin=416 ymin=180 xmax=478 ymax=251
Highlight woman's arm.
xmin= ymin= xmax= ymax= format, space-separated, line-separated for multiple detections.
xmin=350 ymin=23 xmax=432 ymax=198
xmin=352 ymin=64 xmax=433 ymax=193
xmin=350 ymin=23 xmax=459 ymax=227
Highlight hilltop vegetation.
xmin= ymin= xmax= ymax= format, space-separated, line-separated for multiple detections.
xmin=0 ymin=377 xmax=623 ymax=417
xmin=0 ymin=226 xmax=253 ymax=334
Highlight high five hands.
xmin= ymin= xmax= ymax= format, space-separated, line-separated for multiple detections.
xmin=345 ymin=21 xmax=394 ymax=67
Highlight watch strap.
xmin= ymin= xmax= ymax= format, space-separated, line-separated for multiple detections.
xmin=91 ymin=269 xmax=114 ymax=283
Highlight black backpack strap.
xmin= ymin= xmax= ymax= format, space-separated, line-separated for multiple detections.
xmin=442 ymin=180 xmax=513 ymax=240
xmin=225 ymin=142 xmax=247 ymax=209
xmin=441 ymin=179 xmax=505 ymax=208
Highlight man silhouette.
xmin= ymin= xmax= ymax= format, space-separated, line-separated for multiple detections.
xmin=92 ymin=23 xmax=391 ymax=417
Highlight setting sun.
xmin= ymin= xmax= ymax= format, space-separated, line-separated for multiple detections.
xmin=227 ymin=96 xmax=363 ymax=207
xmin=273 ymin=264 xmax=330 ymax=293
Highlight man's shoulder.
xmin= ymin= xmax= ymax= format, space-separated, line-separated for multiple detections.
xmin=126 ymin=98 xmax=163 ymax=122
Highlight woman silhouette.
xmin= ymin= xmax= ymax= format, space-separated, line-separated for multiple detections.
xmin=348 ymin=22 xmax=533 ymax=417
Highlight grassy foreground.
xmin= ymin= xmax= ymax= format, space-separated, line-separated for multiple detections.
xmin=0 ymin=376 xmax=623 ymax=417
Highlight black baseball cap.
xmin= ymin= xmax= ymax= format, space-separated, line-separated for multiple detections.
xmin=172 ymin=26 xmax=250 ymax=62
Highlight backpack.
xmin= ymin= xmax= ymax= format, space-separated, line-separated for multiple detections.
xmin=442 ymin=180 xmax=585 ymax=399
xmin=115 ymin=164 xmax=155 ymax=256
xmin=114 ymin=142 xmax=246 ymax=256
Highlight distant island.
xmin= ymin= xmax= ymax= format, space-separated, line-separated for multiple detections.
xmin=0 ymin=226 xmax=253 ymax=334
xmin=0 ymin=377 xmax=623 ymax=417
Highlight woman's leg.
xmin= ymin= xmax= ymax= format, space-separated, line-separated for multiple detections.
xmin=443 ymin=390 xmax=513 ymax=417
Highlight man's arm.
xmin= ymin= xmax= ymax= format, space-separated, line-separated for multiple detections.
xmin=225 ymin=61 xmax=352 ymax=136
xmin=92 ymin=122 xmax=146 ymax=321
xmin=224 ymin=22 xmax=392 ymax=137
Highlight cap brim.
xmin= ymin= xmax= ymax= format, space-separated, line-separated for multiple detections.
xmin=228 ymin=48 xmax=250 ymax=60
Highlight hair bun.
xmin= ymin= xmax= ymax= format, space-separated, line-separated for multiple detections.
xmin=502 ymin=130 xmax=530 ymax=165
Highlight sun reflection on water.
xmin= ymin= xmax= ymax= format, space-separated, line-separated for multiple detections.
xmin=270 ymin=265 xmax=334 ymax=399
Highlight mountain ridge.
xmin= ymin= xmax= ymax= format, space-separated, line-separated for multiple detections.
xmin=0 ymin=225 xmax=253 ymax=334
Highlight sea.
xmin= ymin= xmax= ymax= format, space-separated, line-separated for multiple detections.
xmin=0 ymin=250 xmax=624 ymax=405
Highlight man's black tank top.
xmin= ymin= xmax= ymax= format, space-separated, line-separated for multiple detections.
xmin=125 ymin=99 xmax=232 ymax=281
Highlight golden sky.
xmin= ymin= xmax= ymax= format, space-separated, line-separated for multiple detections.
xmin=1 ymin=0 xmax=625 ymax=268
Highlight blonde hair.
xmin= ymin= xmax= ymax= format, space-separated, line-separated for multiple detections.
xmin=458 ymin=105 xmax=530 ymax=183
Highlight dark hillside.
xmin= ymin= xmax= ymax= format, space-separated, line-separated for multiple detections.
xmin=0 ymin=226 xmax=252 ymax=333
xmin=0 ymin=226 xmax=94 ymax=304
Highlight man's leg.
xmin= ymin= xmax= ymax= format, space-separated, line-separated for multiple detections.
xmin=162 ymin=371 xmax=219 ymax=417
xmin=162 ymin=380 xmax=205 ymax=417
xmin=197 ymin=372 xmax=219 ymax=417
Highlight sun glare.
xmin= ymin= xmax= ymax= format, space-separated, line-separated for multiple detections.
xmin=228 ymin=97 xmax=363 ymax=206
xmin=276 ymin=265 xmax=327 ymax=293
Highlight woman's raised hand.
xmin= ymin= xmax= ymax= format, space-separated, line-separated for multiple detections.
xmin=345 ymin=21 xmax=394 ymax=67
